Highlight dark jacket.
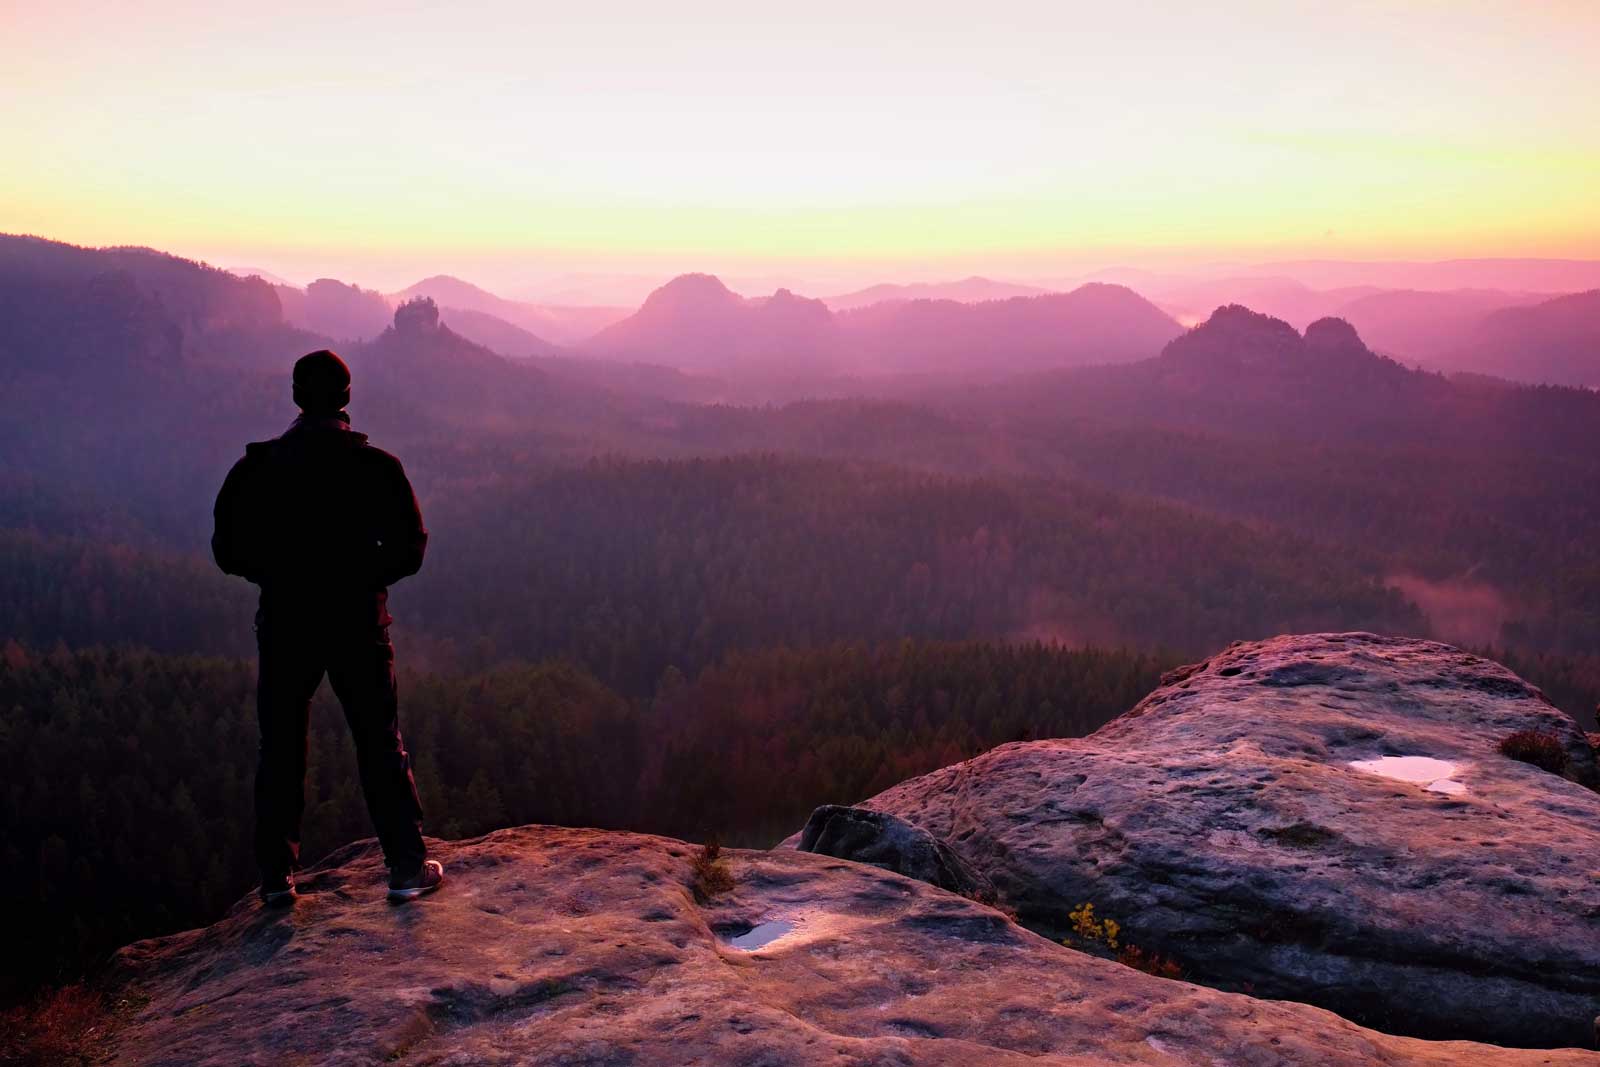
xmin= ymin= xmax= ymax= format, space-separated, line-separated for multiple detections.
xmin=212 ymin=415 xmax=427 ymax=602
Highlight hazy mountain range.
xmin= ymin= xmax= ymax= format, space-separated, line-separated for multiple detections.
xmin=11 ymin=232 xmax=1595 ymax=476
xmin=391 ymin=275 xmax=627 ymax=345
xmin=583 ymin=274 xmax=840 ymax=376
xmin=6 ymin=230 xmax=1600 ymax=664
xmin=580 ymin=273 xmax=1183 ymax=379
xmin=239 ymin=269 xmax=629 ymax=349
xmin=1446 ymin=289 xmax=1600 ymax=387
xmin=218 ymin=253 xmax=1600 ymax=389
xmin=822 ymin=276 xmax=1052 ymax=310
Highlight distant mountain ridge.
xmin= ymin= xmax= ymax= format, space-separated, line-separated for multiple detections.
xmin=394 ymin=274 xmax=627 ymax=344
xmin=437 ymin=306 xmax=561 ymax=358
xmin=1330 ymin=288 xmax=1544 ymax=362
xmin=1136 ymin=273 xmax=1567 ymax=376
xmin=1448 ymin=289 xmax=1600 ymax=387
xmin=587 ymin=273 xmax=1182 ymax=377
xmin=0 ymin=234 xmax=282 ymax=343
xmin=273 ymin=277 xmax=393 ymax=341
xmin=342 ymin=297 xmax=560 ymax=427
xmin=962 ymin=302 xmax=1600 ymax=464
xmin=6 ymin=231 xmax=1600 ymax=665
xmin=1148 ymin=275 xmax=1382 ymax=329
xmin=584 ymin=274 xmax=839 ymax=375
xmin=182 ymin=253 xmax=1600 ymax=388
xmin=259 ymin=272 xmax=567 ymax=354
xmin=824 ymin=276 xmax=1052 ymax=310
xmin=840 ymin=283 xmax=1184 ymax=375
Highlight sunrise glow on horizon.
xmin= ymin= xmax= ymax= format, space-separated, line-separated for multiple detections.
xmin=4 ymin=0 xmax=1598 ymax=291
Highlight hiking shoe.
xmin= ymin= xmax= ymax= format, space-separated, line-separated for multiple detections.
xmin=259 ymin=874 xmax=297 ymax=907
xmin=387 ymin=859 xmax=445 ymax=902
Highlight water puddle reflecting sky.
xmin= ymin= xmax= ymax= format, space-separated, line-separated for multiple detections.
xmin=1348 ymin=755 xmax=1467 ymax=795
xmin=723 ymin=919 xmax=796 ymax=951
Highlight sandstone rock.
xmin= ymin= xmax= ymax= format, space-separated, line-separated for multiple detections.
xmin=796 ymin=803 xmax=997 ymax=902
xmin=851 ymin=633 xmax=1600 ymax=1048
xmin=100 ymin=825 xmax=1599 ymax=1066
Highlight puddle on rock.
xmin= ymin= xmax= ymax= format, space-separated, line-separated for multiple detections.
xmin=1348 ymin=755 xmax=1467 ymax=795
xmin=721 ymin=919 xmax=796 ymax=951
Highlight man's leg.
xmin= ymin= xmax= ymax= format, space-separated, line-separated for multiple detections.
xmin=326 ymin=621 xmax=426 ymax=877
xmin=255 ymin=610 xmax=324 ymax=885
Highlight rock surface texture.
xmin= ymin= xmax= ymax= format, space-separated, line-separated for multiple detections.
xmin=854 ymin=633 xmax=1600 ymax=1048
xmin=103 ymin=825 xmax=1597 ymax=1066
xmin=796 ymin=803 xmax=998 ymax=902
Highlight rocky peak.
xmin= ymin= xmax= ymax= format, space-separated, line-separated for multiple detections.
xmin=1161 ymin=303 xmax=1304 ymax=367
xmin=639 ymin=272 xmax=743 ymax=315
xmin=1153 ymin=305 xmax=1417 ymax=397
xmin=848 ymin=633 xmax=1600 ymax=1049
xmin=1303 ymin=315 xmax=1366 ymax=353
xmin=393 ymin=294 xmax=441 ymax=334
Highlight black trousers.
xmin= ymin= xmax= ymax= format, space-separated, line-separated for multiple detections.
xmin=254 ymin=600 xmax=426 ymax=879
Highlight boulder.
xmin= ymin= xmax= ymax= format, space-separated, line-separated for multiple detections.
xmin=796 ymin=803 xmax=997 ymax=903
xmin=99 ymin=824 xmax=1599 ymax=1066
xmin=851 ymin=633 xmax=1600 ymax=1048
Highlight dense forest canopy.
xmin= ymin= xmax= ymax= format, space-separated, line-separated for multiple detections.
xmin=3 ymin=234 xmax=1599 ymax=995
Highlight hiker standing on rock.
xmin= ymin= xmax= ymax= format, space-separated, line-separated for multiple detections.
xmin=212 ymin=350 xmax=445 ymax=905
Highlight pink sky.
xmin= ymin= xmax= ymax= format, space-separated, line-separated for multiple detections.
xmin=3 ymin=1 xmax=1597 ymax=293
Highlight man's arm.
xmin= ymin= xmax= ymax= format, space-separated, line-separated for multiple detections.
xmin=372 ymin=453 xmax=428 ymax=588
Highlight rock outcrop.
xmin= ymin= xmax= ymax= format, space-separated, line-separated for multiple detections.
xmin=796 ymin=803 xmax=998 ymax=903
xmin=848 ymin=633 xmax=1600 ymax=1048
xmin=103 ymin=825 xmax=1597 ymax=1066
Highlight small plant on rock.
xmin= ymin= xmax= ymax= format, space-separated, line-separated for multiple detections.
xmin=1063 ymin=902 xmax=1183 ymax=979
xmin=1116 ymin=944 xmax=1184 ymax=980
xmin=1067 ymin=902 xmax=1120 ymax=949
xmin=690 ymin=839 xmax=735 ymax=902
xmin=1497 ymin=729 xmax=1569 ymax=774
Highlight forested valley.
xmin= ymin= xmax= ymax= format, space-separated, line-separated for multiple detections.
xmin=0 ymin=639 xmax=1172 ymax=982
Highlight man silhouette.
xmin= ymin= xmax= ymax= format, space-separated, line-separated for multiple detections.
xmin=212 ymin=350 xmax=444 ymax=905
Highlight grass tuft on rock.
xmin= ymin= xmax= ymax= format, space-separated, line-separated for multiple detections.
xmin=1497 ymin=729 xmax=1569 ymax=774
xmin=690 ymin=839 xmax=735 ymax=902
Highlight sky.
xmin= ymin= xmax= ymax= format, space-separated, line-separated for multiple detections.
xmin=3 ymin=0 xmax=1598 ymax=294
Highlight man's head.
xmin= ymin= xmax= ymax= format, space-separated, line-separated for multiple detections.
xmin=292 ymin=350 xmax=351 ymax=415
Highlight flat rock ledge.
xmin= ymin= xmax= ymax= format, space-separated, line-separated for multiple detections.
xmin=851 ymin=632 xmax=1600 ymax=1049
xmin=101 ymin=825 xmax=1597 ymax=1066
